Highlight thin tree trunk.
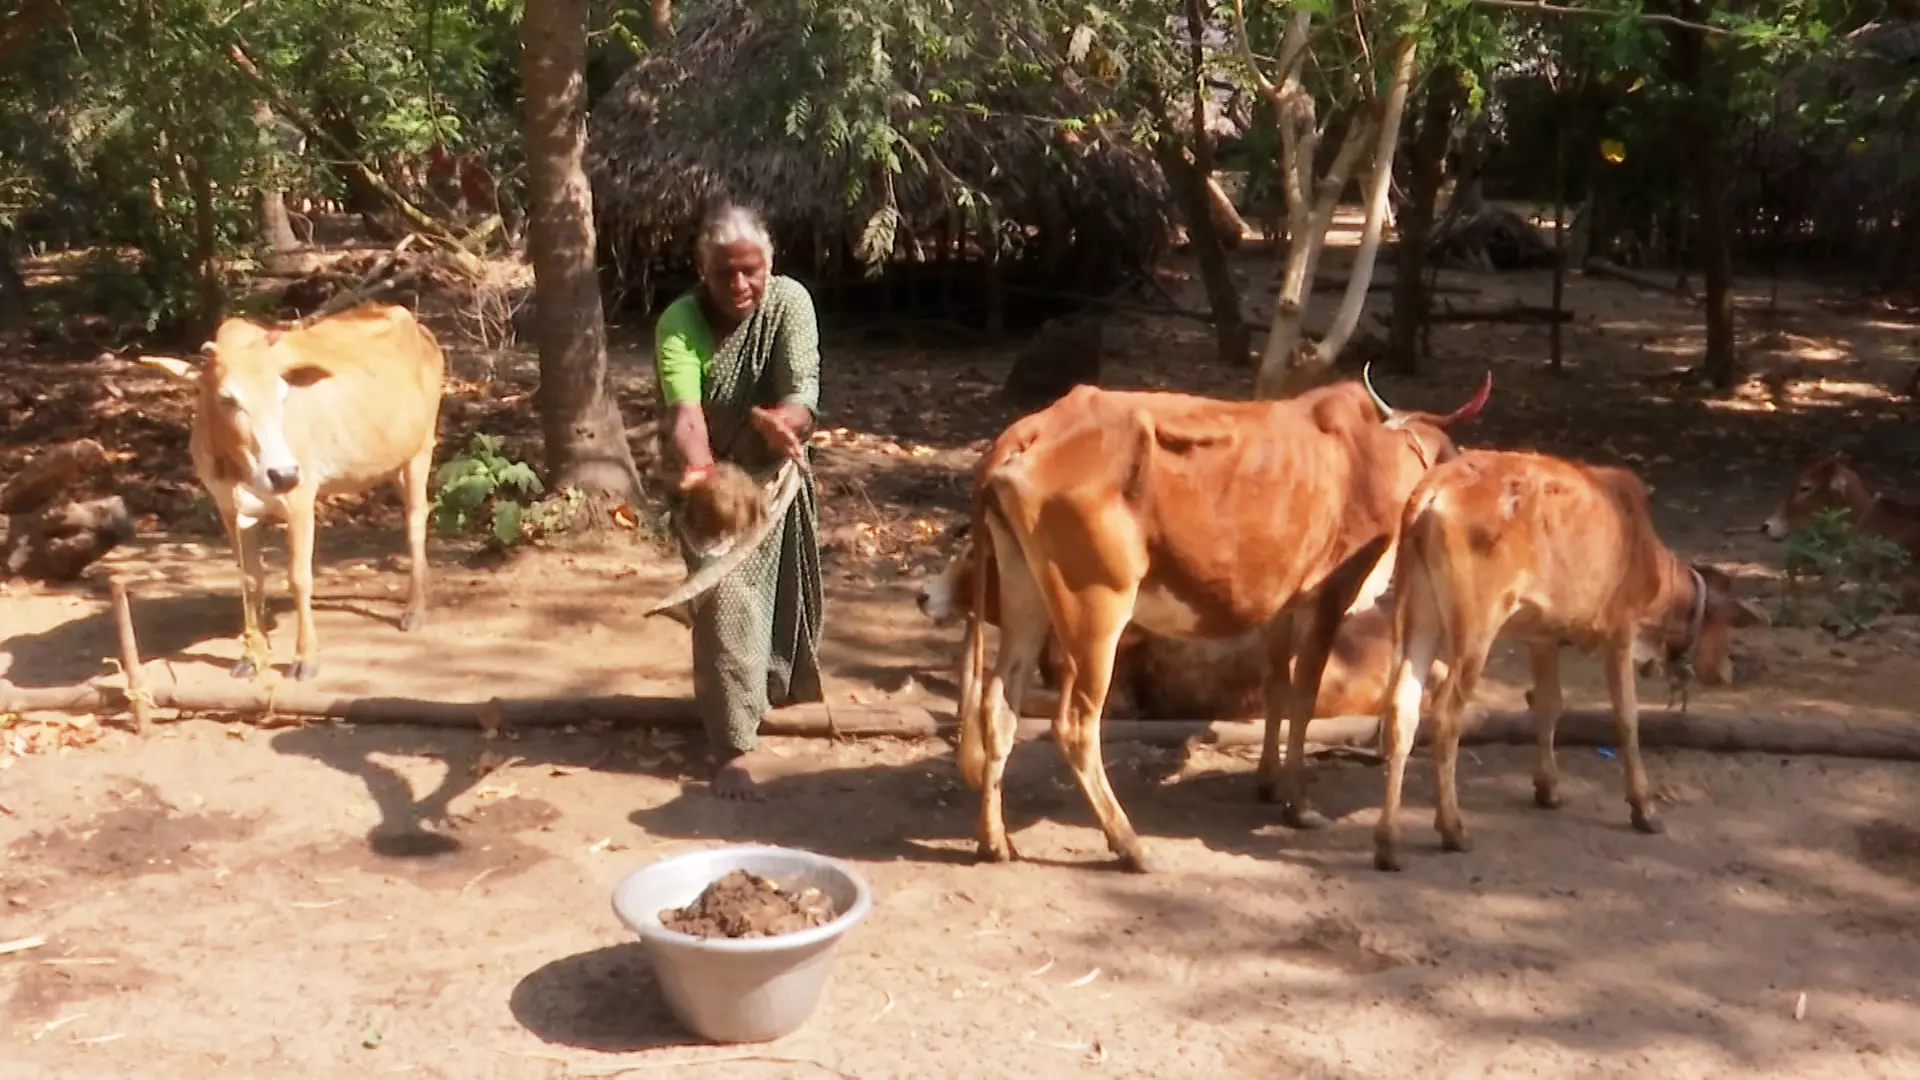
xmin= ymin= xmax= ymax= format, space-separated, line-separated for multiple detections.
xmin=1662 ymin=0 xmax=1736 ymax=390
xmin=251 ymin=102 xmax=301 ymax=260
xmin=1697 ymin=143 xmax=1736 ymax=388
xmin=1388 ymin=64 xmax=1463 ymax=375
xmin=1272 ymin=17 xmax=1424 ymax=397
xmin=521 ymin=0 xmax=644 ymax=503
xmin=1165 ymin=0 xmax=1249 ymax=367
xmin=1550 ymin=122 xmax=1567 ymax=374
xmin=0 ymin=0 xmax=59 ymax=67
xmin=1161 ymin=141 xmax=1251 ymax=367
xmin=187 ymin=145 xmax=224 ymax=337
xmin=0 ymin=226 xmax=27 ymax=328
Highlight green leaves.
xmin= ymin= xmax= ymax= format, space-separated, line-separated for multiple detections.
xmin=430 ymin=432 xmax=546 ymax=548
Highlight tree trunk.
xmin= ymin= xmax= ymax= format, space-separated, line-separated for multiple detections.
xmin=187 ymin=144 xmax=224 ymax=338
xmin=0 ymin=225 xmax=27 ymax=328
xmin=1549 ymin=119 xmax=1568 ymax=374
xmin=1387 ymin=64 xmax=1463 ymax=375
xmin=1269 ymin=18 xmax=1423 ymax=397
xmin=314 ymin=103 xmax=403 ymax=241
xmin=0 ymin=0 xmax=59 ymax=68
xmin=1159 ymin=141 xmax=1250 ymax=368
xmin=521 ymin=0 xmax=644 ymax=503
xmin=1696 ymin=143 xmax=1736 ymax=388
xmin=251 ymin=101 xmax=301 ymax=260
xmin=1663 ymin=2 xmax=1736 ymax=390
xmin=1172 ymin=0 xmax=1249 ymax=366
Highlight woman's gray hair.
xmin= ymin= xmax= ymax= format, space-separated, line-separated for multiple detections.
xmin=695 ymin=203 xmax=774 ymax=270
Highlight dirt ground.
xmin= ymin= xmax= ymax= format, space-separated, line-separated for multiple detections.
xmin=5 ymin=216 xmax=1920 ymax=1077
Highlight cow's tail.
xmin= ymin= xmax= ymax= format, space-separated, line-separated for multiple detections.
xmin=955 ymin=489 xmax=998 ymax=792
xmin=1387 ymin=484 xmax=1454 ymax=717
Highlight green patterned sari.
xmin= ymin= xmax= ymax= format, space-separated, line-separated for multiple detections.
xmin=653 ymin=275 xmax=826 ymax=754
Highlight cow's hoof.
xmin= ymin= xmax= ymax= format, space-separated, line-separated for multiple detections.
xmin=1373 ymin=847 xmax=1404 ymax=872
xmin=1631 ymin=807 xmax=1665 ymax=834
xmin=1116 ymin=845 xmax=1157 ymax=874
xmin=1534 ymin=785 xmax=1562 ymax=810
xmin=977 ymin=839 xmax=1016 ymax=864
xmin=1282 ymin=805 xmax=1331 ymax=831
xmin=230 ymin=658 xmax=258 ymax=680
xmin=290 ymin=659 xmax=320 ymax=682
xmin=1439 ymin=830 xmax=1472 ymax=854
xmin=399 ymin=610 xmax=424 ymax=633
xmin=1255 ymin=778 xmax=1283 ymax=805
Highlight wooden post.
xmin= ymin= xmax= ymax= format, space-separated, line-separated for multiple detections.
xmin=109 ymin=577 xmax=150 ymax=734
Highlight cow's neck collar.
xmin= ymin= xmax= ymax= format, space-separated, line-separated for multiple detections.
xmin=1662 ymin=565 xmax=1709 ymax=712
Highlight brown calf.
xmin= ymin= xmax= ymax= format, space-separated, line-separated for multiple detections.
xmin=1762 ymin=456 xmax=1920 ymax=595
xmin=958 ymin=368 xmax=1491 ymax=872
xmin=1374 ymin=450 xmax=1770 ymax=872
xmin=140 ymin=303 xmax=447 ymax=682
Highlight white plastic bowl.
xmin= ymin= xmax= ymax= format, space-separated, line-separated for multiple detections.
xmin=610 ymin=844 xmax=876 ymax=1044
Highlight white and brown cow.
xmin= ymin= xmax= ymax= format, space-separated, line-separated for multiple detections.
xmin=140 ymin=302 xmax=446 ymax=682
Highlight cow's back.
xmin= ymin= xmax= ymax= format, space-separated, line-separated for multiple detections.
xmin=1408 ymin=450 xmax=1667 ymax=646
xmin=283 ymin=304 xmax=446 ymax=492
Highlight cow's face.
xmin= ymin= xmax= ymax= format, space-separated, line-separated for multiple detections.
xmin=1684 ymin=565 xmax=1770 ymax=687
xmin=194 ymin=320 xmax=333 ymax=496
xmin=915 ymin=540 xmax=974 ymax=624
xmin=1763 ymin=457 xmax=1865 ymax=540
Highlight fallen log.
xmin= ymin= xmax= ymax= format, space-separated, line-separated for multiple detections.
xmin=0 ymin=677 xmax=937 ymax=738
xmin=1 ymin=438 xmax=135 ymax=583
xmin=0 ymin=439 xmax=108 ymax=514
xmin=2 ymin=496 xmax=134 ymax=582
xmin=4 ymin=674 xmax=1918 ymax=763
xmin=1583 ymin=256 xmax=1689 ymax=298
xmin=1424 ymin=303 xmax=1574 ymax=325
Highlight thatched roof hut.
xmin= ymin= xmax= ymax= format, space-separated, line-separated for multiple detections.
xmin=585 ymin=0 xmax=1176 ymax=320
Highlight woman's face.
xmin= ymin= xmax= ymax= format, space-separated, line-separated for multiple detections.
xmin=702 ymin=239 xmax=770 ymax=322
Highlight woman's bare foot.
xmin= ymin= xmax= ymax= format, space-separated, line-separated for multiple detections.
xmin=710 ymin=749 xmax=783 ymax=801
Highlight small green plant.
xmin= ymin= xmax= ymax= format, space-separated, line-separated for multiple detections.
xmin=1782 ymin=507 xmax=1911 ymax=637
xmin=430 ymin=433 xmax=544 ymax=549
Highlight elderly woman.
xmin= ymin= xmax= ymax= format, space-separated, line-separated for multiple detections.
xmin=654 ymin=203 xmax=826 ymax=799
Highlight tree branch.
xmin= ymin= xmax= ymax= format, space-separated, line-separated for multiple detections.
xmin=220 ymin=40 xmax=486 ymax=279
xmin=1470 ymin=0 xmax=1734 ymax=37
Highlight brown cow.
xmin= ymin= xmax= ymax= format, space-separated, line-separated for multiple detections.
xmin=957 ymin=367 xmax=1491 ymax=872
xmin=1762 ymin=456 xmax=1920 ymax=592
xmin=1373 ymin=450 xmax=1770 ymax=872
xmin=916 ymin=529 xmax=1442 ymax=721
xmin=139 ymin=303 xmax=447 ymax=682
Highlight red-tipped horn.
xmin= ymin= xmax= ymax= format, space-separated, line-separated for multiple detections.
xmin=1437 ymin=370 xmax=1493 ymax=427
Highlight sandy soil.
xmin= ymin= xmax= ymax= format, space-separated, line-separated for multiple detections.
xmin=5 ymin=224 xmax=1920 ymax=1077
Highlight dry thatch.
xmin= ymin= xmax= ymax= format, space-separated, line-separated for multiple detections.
xmin=585 ymin=0 xmax=1176 ymax=308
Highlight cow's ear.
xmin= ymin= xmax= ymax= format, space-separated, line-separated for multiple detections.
xmin=282 ymin=363 xmax=334 ymax=389
xmin=137 ymin=355 xmax=199 ymax=382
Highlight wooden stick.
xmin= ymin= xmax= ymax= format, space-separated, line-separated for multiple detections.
xmin=305 ymin=233 xmax=419 ymax=324
xmin=108 ymin=578 xmax=149 ymax=734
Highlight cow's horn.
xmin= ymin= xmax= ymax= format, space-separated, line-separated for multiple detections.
xmin=1362 ymin=362 xmax=1396 ymax=420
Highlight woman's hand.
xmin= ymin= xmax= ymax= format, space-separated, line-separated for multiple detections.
xmin=677 ymin=463 xmax=715 ymax=491
xmin=750 ymin=405 xmax=805 ymax=461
